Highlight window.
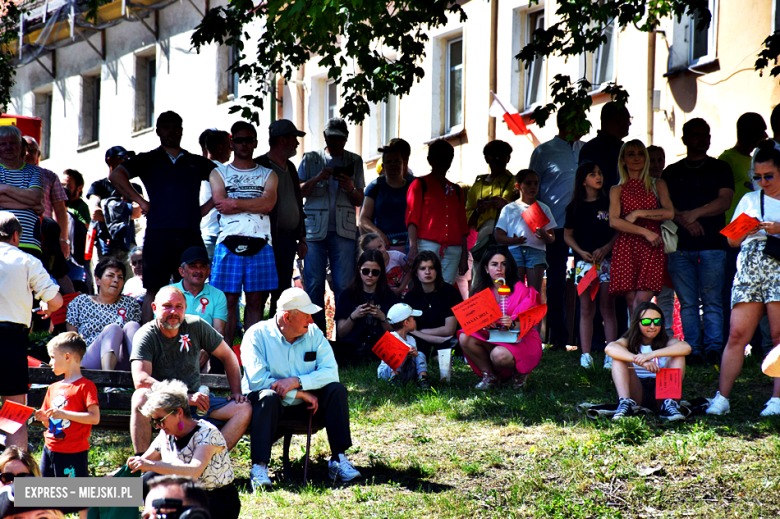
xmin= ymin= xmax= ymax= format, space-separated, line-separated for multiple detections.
xmin=774 ymin=0 xmax=780 ymax=34
xmin=227 ymin=45 xmax=239 ymax=100
xmin=79 ymin=75 xmax=100 ymax=146
xmin=579 ymin=18 xmax=616 ymax=90
xmin=445 ymin=37 xmax=463 ymax=132
xmin=689 ymin=0 xmax=716 ymax=65
xmin=134 ymin=53 xmax=156 ymax=131
xmin=524 ymin=10 xmax=545 ymax=108
xmin=325 ymin=81 xmax=339 ymax=121
xmin=34 ymin=91 xmax=52 ymax=160
xmin=668 ymin=0 xmax=717 ymax=71
xmin=368 ymin=96 xmax=398 ymax=156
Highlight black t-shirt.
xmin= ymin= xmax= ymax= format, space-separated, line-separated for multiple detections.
xmin=564 ymin=197 xmax=615 ymax=263
xmin=86 ymin=178 xmax=143 ymax=201
xmin=335 ymin=289 xmax=399 ymax=346
xmin=402 ymin=283 xmax=463 ymax=331
xmin=661 ymin=156 xmax=735 ymax=251
xmin=122 ymin=148 xmax=215 ymax=230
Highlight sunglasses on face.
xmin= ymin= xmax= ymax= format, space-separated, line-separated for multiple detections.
xmin=149 ymin=409 xmax=176 ymax=428
xmin=639 ymin=318 xmax=663 ymax=326
xmin=361 ymin=268 xmax=381 ymax=277
xmin=753 ymin=174 xmax=775 ymax=183
xmin=232 ymin=137 xmax=256 ymax=145
xmin=1 ymin=472 xmax=30 ymax=484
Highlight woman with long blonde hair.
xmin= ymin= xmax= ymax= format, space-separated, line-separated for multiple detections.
xmin=608 ymin=140 xmax=674 ymax=311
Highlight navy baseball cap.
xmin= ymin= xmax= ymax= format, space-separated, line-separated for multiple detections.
xmin=105 ymin=146 xmax=135 ymax=161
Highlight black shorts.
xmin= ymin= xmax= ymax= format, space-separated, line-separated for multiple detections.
xmin=0 ymin=322 xmax=30 ymax=396
xmin=142 ymin=228 xmax=205 ymax=291
xmin=639 ymin=377 xmax=658 ymax=411
xmin=40 ymin=447 xmax=89 ymax=477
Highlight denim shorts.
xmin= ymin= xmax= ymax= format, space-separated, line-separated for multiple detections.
xmin=510 ymin=246 xmax=548 ymax=269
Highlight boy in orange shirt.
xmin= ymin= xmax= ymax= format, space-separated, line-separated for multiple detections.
xmin=35 ymin=332 xmax=99 ymax=502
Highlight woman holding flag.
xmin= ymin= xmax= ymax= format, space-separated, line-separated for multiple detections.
xmin=708 ymin=141 xmax=780 ymax=416
xmin=458 ymin=246 xmax=544 ymax=391
xmin=66 ymin=257 xmax=141 ymax=370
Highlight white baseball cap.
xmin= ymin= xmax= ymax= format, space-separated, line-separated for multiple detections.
xmin=277 ymin=288 xmax=322 ymax=315
xmin=386 ymin=303 xmax=422 ymax=324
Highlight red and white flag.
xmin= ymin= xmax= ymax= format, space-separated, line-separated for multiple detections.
xmin=489 ymin=91 xmax=540 ymax=147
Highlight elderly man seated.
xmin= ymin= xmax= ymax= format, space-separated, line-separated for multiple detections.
xmin=129 ymin=286 xmax=251 ymax=455
xmin=242 ymin=287 xmax=360 ymax=489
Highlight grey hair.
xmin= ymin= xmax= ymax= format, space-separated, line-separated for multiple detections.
xmin=0 ymin=125 xmax=22 ymax=143
xmin=130 ymin=246 xmax=143 ymax=257
xmin=140 ymin=379 xmax=192 ymax=419
xmin=0 ymin=211 xmax=22 ymax=242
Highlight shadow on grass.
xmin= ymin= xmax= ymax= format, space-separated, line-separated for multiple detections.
xmin=340 ymin=349 xmax=780 ymax=440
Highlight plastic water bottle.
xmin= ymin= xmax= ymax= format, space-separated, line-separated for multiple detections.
xmin=84 ymin=221 xmax=98 ymax=261
xmin=498 ymin=285 xmax=511 ymax=329
xmin=195 ymin=385 xmax=210 ymax=417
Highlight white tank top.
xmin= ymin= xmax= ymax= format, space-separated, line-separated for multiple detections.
xmin=216 ymin=163 xmax=274 ymax=245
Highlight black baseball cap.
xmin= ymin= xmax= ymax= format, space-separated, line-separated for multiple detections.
xmin=269 ymin=119 xmax=306 ymax=138
xmin=105 ymin=146 xmax=135 ymax=161
xmin=180 ymin=246 xmax=210 ymax=265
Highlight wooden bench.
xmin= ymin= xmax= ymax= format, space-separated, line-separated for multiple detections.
xmin=27 ymin=367 xmax=324 ymax=481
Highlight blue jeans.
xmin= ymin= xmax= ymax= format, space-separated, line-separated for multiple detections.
xmin=303 ymin=231 xmax=357 ymax=331
xmin=667 ymin=249 xmax=726 ymax=355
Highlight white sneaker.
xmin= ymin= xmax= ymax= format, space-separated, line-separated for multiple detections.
xmin=580 ymin=353 xmax=594 ymax=369
xmin=603 ymin=355 xmax=613 ymax=370
xmin=328 ymin=454 xmax=361 ymax=482
xmin=250 ymin=463 xmax=272 ymax=490
xmin=706 ymin=391 xmax=730 ymax=415
xmin=760 ymin=397 xmax=780 ymax=416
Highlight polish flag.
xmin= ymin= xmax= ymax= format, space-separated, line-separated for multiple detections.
xmin=489 ymin=92 xmax=541 ymax=147
xmin=489 ymin=91 xmax=530 ymax=135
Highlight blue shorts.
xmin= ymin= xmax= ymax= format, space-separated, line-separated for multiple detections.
xmin=210 ymin=242 xmax=278 ymax=294
xmin=510 ymin=246 xmax=548 ymax=269
xmin=189 ymin=395 xmax=232 ymax=420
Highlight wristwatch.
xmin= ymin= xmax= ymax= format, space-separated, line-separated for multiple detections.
xmin=297 ymin=377 xmax=303 ymax=388
xmin=60 ymin=238 xmax=70 ymax=244
xmin=350 ymin=186 xmax=357 ymax=194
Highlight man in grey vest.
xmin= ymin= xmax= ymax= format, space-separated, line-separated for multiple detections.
xmin=298 ymin=118 xmax=365 ymax=332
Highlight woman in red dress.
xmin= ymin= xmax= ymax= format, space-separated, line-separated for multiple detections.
xmin=608 ymin=140 xmax=675 ymax=311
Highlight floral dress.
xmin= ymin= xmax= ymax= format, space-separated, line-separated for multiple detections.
xmin=609 ymin=178 xmax=665 ymax=295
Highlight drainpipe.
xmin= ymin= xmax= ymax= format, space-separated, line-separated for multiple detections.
xmin=488 ymin=0 xmax=499 ymax=142
xmin=646 ymin=30 xmax=656 ymax=145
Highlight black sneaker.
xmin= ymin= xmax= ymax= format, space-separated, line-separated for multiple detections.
xmin=659 ymin=399 xmax=686 ymax=421
xmin=613 ymin=398 xmax=637 ymax=420
xmin=417 ymin=375 xmax=431 ymax=391
xmin=388 ymin=374 xmax=402 ymax=387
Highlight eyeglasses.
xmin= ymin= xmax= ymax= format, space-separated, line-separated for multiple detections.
xmin=150 ymin=409 xmax=176 ymax=428
xmin=639 ymin=318 xmax=663 ymax=326
xmin=232 ymin=137 xmax=256 ymax=145
xmin=753 ymin=174 xmax=775 ymax=183
xmin=0 ymin=472 xmax=31 ymax=484
xmin=361 ymin=268 xmax=381 ymax=277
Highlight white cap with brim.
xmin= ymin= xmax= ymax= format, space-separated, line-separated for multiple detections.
xmin=386 ymin=303 xmax=423 ymax=324
xmin=278 ymin=287 xmax=322 ymax=315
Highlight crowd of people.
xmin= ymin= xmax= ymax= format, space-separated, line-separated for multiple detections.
xmin=1 ymin=99 xmax=780 ymax=512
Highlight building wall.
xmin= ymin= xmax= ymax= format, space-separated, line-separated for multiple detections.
xmin=9 ymin=0 xmax=780 ymax=194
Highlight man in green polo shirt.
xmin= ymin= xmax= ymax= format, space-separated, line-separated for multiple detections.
xmin=168 ymin=246 xmax=228 ymax=372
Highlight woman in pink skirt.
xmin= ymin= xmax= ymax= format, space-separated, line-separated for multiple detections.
xmin=458 ymin=246 xmax=543 ymax=390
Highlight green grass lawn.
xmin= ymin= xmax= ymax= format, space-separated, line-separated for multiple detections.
xmin=32 ymin=347 xmax=780 ymax=518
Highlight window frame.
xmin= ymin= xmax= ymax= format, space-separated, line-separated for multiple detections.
xmin=524 ymin=8 xmax=546 ymax=109
xmin=687 ymin=0 xmax=718 ymax=67
xmin=444 ymin=36 xmax=464 ymax=133
xmin=325 ymin=80 xmax=339 ymax=122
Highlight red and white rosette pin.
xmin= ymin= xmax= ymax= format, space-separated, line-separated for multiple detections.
xmin=117 ymin=308 xmax=127 ymax=323
xmin=199 ymin=297 xmax=209 ymax=314
xmin=179 ymin=334 xmax=192 ymax=353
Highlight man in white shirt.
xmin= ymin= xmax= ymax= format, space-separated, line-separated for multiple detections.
xmin=241 ymin=288 xmax=359 ymax=489
xmin=0 ymin=211 xmax=63 ymax=449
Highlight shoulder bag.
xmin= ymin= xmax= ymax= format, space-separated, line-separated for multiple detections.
xmin=651 ymin=179 xmax=678 ymax=254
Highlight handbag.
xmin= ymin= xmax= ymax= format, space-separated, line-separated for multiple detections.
xmin=651 ymin=179 xmax=678 ymax=254
xmin=760 ymin=190 xmax=780 ymax=261
xmin=221 ymin=235 xmax=267 ymax=256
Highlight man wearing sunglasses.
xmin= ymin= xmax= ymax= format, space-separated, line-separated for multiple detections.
xmin=109 ymin=112 xmax=217 ymax=323
xmin=298 ymin=117 xmax=365 ymax=332
xmin=209 ymin=121 xmax=278 ymax=358
xmin=662 ymin=118 xmax=735 ymax=367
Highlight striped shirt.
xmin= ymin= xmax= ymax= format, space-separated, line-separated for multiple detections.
xmin=0 ymin=163 xmax=43 ymax=252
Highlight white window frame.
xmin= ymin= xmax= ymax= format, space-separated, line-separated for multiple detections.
xmin=133 ymin=50 xmax=157 ymax=132
xmin=524 ymin=9 xmax=546 ymax=109
xmin=773 ymin=0 xmax=780 ymax=34
xmin=34 ymin=90 xmax=52 ymax=160
xmin=445 ymin=36 xmax=464 ymax=133
xmin=227 ymin=45 xmax=240 ymax=100
xmin=592 ymin=20 xmax=616 ymax=89
xmin=325 ymin=80 xmax=339 ymax=122
xmin=381 ymin=95 xmax=398 ymax=147
xmin=146 ymin=58 xmax=156 ymax=129
xmin=688 ymin=0 xmax=718 ymax=67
